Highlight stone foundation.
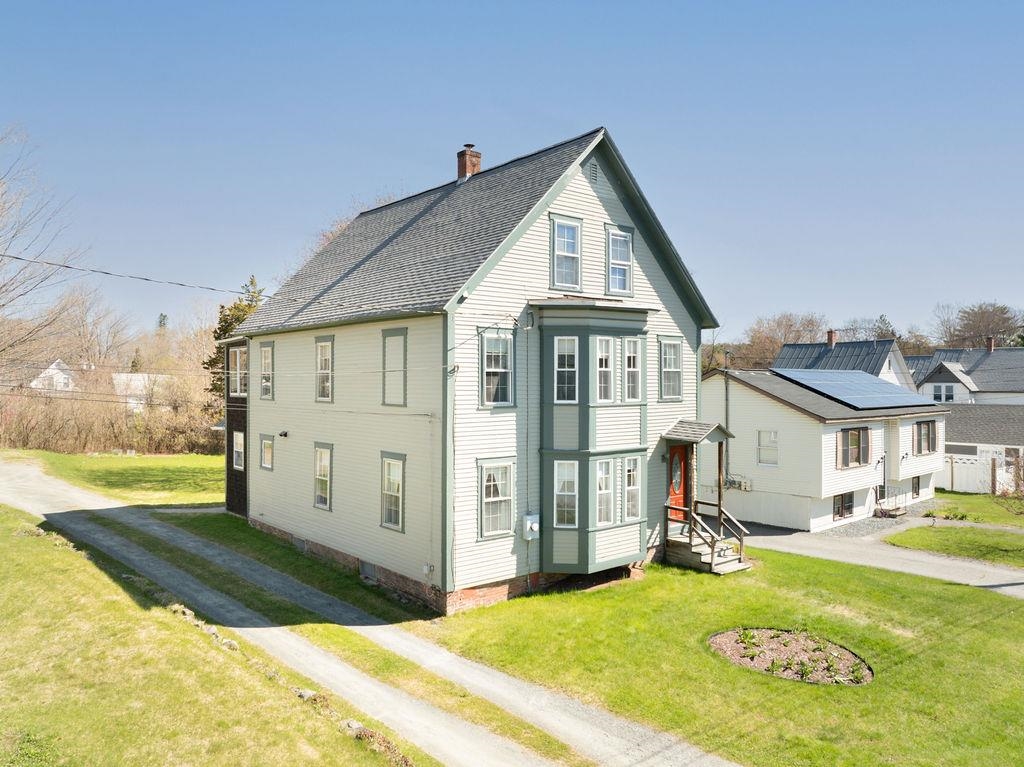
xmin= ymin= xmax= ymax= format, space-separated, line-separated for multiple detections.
xmin=248 ymin=518 xmax=657 ymax=614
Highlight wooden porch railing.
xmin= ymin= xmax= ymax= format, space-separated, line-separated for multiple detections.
xmin=666 ymin=503 xmax=724 ymax=555
xmin=694 ymin=500 xmax=748 ymax=563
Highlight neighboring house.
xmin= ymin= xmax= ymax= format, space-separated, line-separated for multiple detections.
xmin=227 ymin=128 xmax=729 ymax=613
xmin=111 ymin=373 xmax=172 ymax=413
xmin=913 ymin=339 xmax=1024 ymax=405
xmin=939 ymin=403 xmax=1024 ymax=494
xmin=28 ymin=359 xmax=77 ymax=392
xmin=698 ymin=368 xmax=948 ymax=531
xmin=773 ymin=331 xmax=916 ymax=391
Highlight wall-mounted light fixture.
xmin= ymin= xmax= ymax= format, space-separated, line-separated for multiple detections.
xmin=278 ymin=430 xmax=288 ymax=438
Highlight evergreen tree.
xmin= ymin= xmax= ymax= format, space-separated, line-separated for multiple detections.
xmin=203 ymin=276 xmax=263 ymax=398
xmin=128 ymin=347 xmax=143 ymax=373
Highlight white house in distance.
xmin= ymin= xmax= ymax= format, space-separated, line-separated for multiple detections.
xmin=773 ymin=331 xmax=916 ymax=391
xmin=698 ymin=369 xmax=948 ymax=531
xmin=28 ymin=359 xmax=76 ymax=392
xmin=910 ymin=339 xmax=1024 ymax=405
xmin=229 ymin=128 xmax=734 ymax=613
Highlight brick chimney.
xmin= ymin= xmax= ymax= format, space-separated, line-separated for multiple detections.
xmin=986 ymin=335 xmax=995 ymax=353
xmin=457 ymin=144 xmax=481 ymax=181
xmin=826 ymin=329 xmax=836 ymax=349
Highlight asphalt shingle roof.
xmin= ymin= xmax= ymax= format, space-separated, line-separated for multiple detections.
xmin=772 ymin=340 xmax=896 ymax=376
xmin=915 ymin=348 xmax=1024 ymax=392
xmin=238 ymin=129 xmax=605 ymax=334
xmin=715 ymin=369 xmax=947 ymax=422
xmin=664 ymin=419 xmax=733 ymax=443
xmin=944 ymin=404 xmax=1024 ymax=446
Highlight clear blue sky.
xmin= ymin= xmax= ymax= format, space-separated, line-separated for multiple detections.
xmin=4 ymin=1 xmax=1022 ymax=340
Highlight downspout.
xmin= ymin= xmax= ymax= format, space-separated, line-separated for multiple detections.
xmin=723 ymin=352 xmax=732 ymax=481
xmin=441 ymin=309 xmax=455 ymax=599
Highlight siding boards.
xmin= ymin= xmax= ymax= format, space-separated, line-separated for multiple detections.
xmin=247 ymin=317 xmax=443 ymax=586
xmin=594 ymin=407 xmax=642 ymax=450
xmin=451 ymin=157 xmax=703 ymax=589
xmin=594 ymin=524 xmax=641 ymax=562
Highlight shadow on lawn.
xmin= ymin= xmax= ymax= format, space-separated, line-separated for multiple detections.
xmin=38 ymin=506 xmax=423 ymax=630
xmin=75 ymin=466 xmax=221 ymax=494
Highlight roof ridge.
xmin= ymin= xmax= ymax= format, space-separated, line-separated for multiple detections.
xmin=355 ymin=127 xmax=605 ymax=217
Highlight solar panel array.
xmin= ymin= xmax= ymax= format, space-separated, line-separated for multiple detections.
xmin=771 ymin=368 xmax=937 ymax=410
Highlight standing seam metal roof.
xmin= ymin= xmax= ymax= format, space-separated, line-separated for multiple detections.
xmin=772 ymin=340 xmax=896 ymax=376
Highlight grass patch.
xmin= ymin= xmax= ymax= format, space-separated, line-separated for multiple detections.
xmin=885 ymin=526 xmax=1024 ymax=568
xmin=153 ymin=512 xmax=431 ymax=624
xmin=89 ymin=514 xmax=591 ymax=767
xmin=9 ymin=450 xmax=223 ymax=506
xmin=422 ymin=552 xmax=1024 ymax=767
xmin=0 ymin=505 xmax=429 ymax=766
xmin=934 ymin=490 xmax=1024 ymax=528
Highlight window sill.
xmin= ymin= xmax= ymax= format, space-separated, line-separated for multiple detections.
xmin=476 ymin=532 xmax=515 ymax=543
xmin=380 ymin=523 xmax=404 ymax=534
xmin=586 ymin=518 xmax=646 ymax=532
xmin=550 ymin=284 xmax=583 ymax=293
xmin=313 ymin=505 xmax=331 ymax=512
xmin=479 ymin=403 xmax=516 ymax=411
xmin=553 ymin=524 xmax=578 ymax=530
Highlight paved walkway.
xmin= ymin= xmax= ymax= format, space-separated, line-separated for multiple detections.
xmin=746 ymin=523 xmax=1024 ymax=600
xmin=0 ymin=456 xmax=736 ymax=767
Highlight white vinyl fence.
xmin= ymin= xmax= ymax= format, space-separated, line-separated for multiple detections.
xmin=937 ymin=449 xmax=1022 ymax=494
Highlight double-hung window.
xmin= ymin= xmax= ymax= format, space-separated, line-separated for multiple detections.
xmin=555 ymin=337 xmax=578 ymax=403
xmin=944 ymin=385 xmax=953 ymax=402
xmin=660 ymin=339 xmax=682 ymax=399
xmin=624 ymin=338 xmax=641 ymax=402
xmin=837 ymin=427 xmax=869 ymax=468
xmin=381 ymin=454 xmax=404 ymax=530
xmin=624 ymin=457 xmax=641 ymax=520
xmin=552 ymin=218 xmax=581 ymax=290
xmin=757 ymin=430 xmax=779 ymax=466
xmin=482 ymin=330 xmax=513 ymax=406
xmin=607 ymin=229 xmax=633 ymax=294
xmin=596 ymin=337 xmax=613 ymax=402
xmin=315 ymin=337 xmax=333 ymax=402
xmin=480 ymin=461 xmax=514 ymax=536
xmin=228 ymin=346 xmax=248 ymax=397
xmin=260 ymin=343 xmax=273 ymax=399
xmin=914 ymin=420 xmax=937 ymax=455
xmin=932 ymin=385 xmax=942 ymax=402
xmin=554 ymin=460 xmax=578 ymax=528
xmin=314 ymin=444 xmax=332 ymax=510
xmin=232 ymin=431 xmax=244 ymax=470
xmin=596 ymin=459 xmax=613 ymax=525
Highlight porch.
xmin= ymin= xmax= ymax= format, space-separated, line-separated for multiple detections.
xmin=663 ymin=419 xmax=750 ymax=575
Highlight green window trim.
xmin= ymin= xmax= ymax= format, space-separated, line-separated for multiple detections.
xmin=477 ymin=457 xmax=516 ymax=539
xmin=259 ymin=341 xmax=274 ymax=400
xmin=258 ymin=434 xmax=274 ymax=471
xmin=549 ymin=213 xmax=584 ymax=292
xmin=313 ymin=442 xmax=333 ymax=511
xmin=594 ymin=336 xmax=615 ymax=403
xmin=381 ymin=327 xmax=408 ymax=407
xmin=604 ymin=223 xmax=635 ymax=298
xmin=314 ymin=335 xmax=335 ymax=403
xmin=381 ymin=451 xmax=406 ymax=533
xmin=479 ymin=327 xmax=516 ymax=408
xmin=595 ymin=458 xmax=614 ymax=526
xmin=658 ymin=335 xmax=684 ymax=401
xmin=622 ymin=336 xmax=644 ymax=403
xmin=553 ymin=459 xmax=579 ymax=528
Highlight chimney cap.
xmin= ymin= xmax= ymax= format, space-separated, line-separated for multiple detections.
xmin=463 ymin=143 xmax=475 ymax=150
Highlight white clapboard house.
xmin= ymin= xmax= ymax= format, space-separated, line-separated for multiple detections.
xmin=698 ymin=369 xmax=948 ymax=531
xmin=225 ymin=128 xmax=741 ymax=613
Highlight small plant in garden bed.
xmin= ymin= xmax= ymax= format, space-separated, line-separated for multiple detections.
xmin=709 ymin=628 xmax=873 ymax=685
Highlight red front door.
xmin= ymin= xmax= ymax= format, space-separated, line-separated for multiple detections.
xmin=667 ymin=444 xmax=688 ymax=521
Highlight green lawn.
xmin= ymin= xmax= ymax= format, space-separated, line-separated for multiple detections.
xmin=886 ymin=526 xmax=1024 ymax=569
xmin=155 ymin=512 xmax=1024 ymax=767
xmin=9 ymin=449 xmax=223 ymax=506
xmin=934 ymin=490 xmax=1024 ymax=528
xmin=95 ymin=514 xmax=591 ymax=767
xmin=0 ymin=505 xmax=430 ymax=767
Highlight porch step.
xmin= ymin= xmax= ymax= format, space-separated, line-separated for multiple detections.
xmin=665 ymin=535 xmax=748 ymax=575
xmin=712 ymin=559 xmax=752 ymax=575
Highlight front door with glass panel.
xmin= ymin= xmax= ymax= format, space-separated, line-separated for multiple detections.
xmin=666 ymin=444 xmax=688 ymax=521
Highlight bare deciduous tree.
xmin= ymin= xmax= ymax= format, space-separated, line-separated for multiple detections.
xmin=0 ymin=129 xmax=81 ymax=366
xmin=733 ymin=312 xmax=829 ymax=368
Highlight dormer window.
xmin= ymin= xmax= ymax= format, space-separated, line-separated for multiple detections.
xmin=551 ymin=216 xmax=581 ymax=290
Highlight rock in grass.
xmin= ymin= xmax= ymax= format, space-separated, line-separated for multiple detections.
xmin=296 ymin=689 xmax=316 ymax=701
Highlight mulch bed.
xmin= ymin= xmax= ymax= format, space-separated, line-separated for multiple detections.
xmin=709 ymin=628 xmax=873 ymax=685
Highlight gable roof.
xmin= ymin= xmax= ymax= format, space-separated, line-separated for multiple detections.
xmin=912 ymin=347 xmax=1024 ymax=392
xmin=919 ymin=361 xmax=979 ymax=391
xmin=238 ymin=128 xmax=717 ymax=335
xmin=707 ymin=369 xmax=947 ymax=423
xmin=944 ymin=404 xmax=1024 ymax=446
xmin=772 ymin=339 xmax=898 ymax=376
xmin=664 ymin=419 xmax=733 ymax=443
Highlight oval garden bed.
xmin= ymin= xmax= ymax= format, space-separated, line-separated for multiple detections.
xmin=709 ymin=628 xmax=873 ymax=685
